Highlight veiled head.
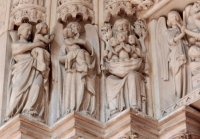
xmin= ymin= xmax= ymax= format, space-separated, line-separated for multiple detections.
xmin=192 ymin=2 xmax=200 ymax=14
xmin=18 ymin=23 xmax=32 ymax=41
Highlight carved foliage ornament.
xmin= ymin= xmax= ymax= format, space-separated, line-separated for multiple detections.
xmin=104 ymin=0 xmax=154 ymax=22
xmin=120 ymin=132 xmax=145 ymax=139
xmin=57 ymin=0 xmax=94 ymax=23
xmin=10 ymin=0 xmax=46 ymax=30
xmin=170 ymin=133 xmax=200 ymax=139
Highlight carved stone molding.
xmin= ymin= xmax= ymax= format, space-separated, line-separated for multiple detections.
xmin=57 ymin=0 xmax=94 ymax=23
xmin=0 ymin=106 xmax=200 ymax=139
xmin=170 ymin=133 xmax=200 ymax=139
xmin=70 ymin=135 xmax=85 ymax=139
xmin=161 ymin=88 xmax=200 ymax=117
xmin=10 ymin=0 xmax=46 ymax=29
xmin=104 ymin=0 xmax=136 ymax=22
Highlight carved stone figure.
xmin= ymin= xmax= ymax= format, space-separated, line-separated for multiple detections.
xmin=157 ymin=11 xmax=188 ymax=99
xmin=188 ymin=46 xmax=200 ymax=76
xmin=5 ymin=23 xmax=50 ymax=123
xmin=183 ymin=1 xmax=200 ymax=42
xmin=50 ymin=21 xmax=99 ymax=121
xmin=102 ymin=19 xmax=147 ymax=117
xmin=183 ymin=1 xmax=200 ymax=87
xmin=59 ymin=22 xmax=97 ymax=116
xmin=32 ymin=22 xmax=54 ymax=79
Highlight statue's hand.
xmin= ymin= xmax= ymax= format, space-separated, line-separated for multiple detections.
xmin=36 ymin=42 xmax=46 ymax=48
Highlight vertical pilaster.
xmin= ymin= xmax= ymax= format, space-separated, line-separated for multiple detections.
xmin=0 ymin=0 xmax=12 ymax=125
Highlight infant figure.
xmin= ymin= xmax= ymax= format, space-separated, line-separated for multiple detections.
xmin=32 ymin=22 xmax=54 ymax=78
xmin=128 ymin=34 xmax=140 ymax=59
xmin=116 ymin=32 xmax=131 ymax=62
xmin=108 ymin=37 xmax=119 ymax=62
xmin=62 ymin=22 xmax=88 ymax=73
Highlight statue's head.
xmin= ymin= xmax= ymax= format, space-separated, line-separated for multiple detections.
xmin=35 ymin=22 xmax=49 ymax=35
xmin=167 ymin=11 xmax=183 ymax=27
xmin=67 ymin=22 xmax=81 ymax=34
xmin=191 ymin=1 xmax=200 ymax=14
xmin=128 ymin=34 xmax=137 ymax=45
xmin=113 ymin=19 xmax=131 ymax=36
xmin=17 ymin=23 xmax=32 ymax=40
xmin=62 ymin=27 xmax=74 ymax=39
xmin=101 ymin=23 xmax=112 ymax=41
xmin=109 ymin=37 xmax=119 ymax=47
xmin=116 ymin=32 xmax=128 ymax=43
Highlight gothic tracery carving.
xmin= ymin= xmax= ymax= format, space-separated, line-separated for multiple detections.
xmin=57 ymin=0 xmax=94 ymax=23
xmin=10 ymin=0 xmax=46 ymax=29
xmin=104 ymin=0 xmax=154 ymax=22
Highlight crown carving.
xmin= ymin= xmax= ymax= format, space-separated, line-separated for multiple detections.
xmin=10 ymin=1 xmax=46 ymax=29
xmin=57 ymin=0 xmax=94 ymax=23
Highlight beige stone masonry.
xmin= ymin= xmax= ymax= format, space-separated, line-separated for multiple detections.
xmin=0 ymin=106 xmax=200 ymax=139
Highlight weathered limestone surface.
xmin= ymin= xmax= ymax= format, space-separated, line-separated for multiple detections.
xmin=0 ymin=106 xmax=200 ymax=139
xmin=0 ymin=0 xmax=200 ymax=138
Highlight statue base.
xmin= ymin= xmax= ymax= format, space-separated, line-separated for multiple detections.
xmin=0 ymin=107 xmax=200 ymax=139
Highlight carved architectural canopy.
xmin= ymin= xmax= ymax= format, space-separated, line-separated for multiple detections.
xmin=57 ymin=0 xmax=95 ymax=23
xmin=104 ymin=0 xmax=154 ymax=22
xmin=10 ymin=0 xmax=46 ymax=29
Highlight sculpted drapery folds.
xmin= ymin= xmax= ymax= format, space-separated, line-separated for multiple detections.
xmin=5 ymin=22 xmax=53 ymax=123
xmin=59 ymin=22 xmax=96 ymax=116
xmin=157 ymin=11 xmax=188 ymax=100
xmin=166 ymin=11 xmax=188 ymax=98
xmin=102 ymin=19 xmax=147 ymax=117
xmin=50 ymin=21 xmax=99 ymax=121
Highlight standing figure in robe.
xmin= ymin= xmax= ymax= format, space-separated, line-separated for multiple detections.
xmin=165 ymin=11 xmax=188 ymax=98
xmin=59 ymin=22 xmax=96 ymax=116
xmin=5 ymin=23 xmax=49 ymax=122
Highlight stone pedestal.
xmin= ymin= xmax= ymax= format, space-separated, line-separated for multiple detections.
xmin=0 ymin=106 xmax=200 ymax=139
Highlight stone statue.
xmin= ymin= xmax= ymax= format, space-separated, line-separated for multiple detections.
xmin=101 ymin=19 xmax=147 ymax=118
xmin=32 ymin=22 xmax=54 ymax=78
xmin=50 ymin=21 xmax=99 ymax=121
xmin=5 ymin=23 xmax=52 ymax=123
xmin=183 ymin=1 xmax=200 ymax=80
xmin=157 ymin=11 xmax=188 ymax=99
